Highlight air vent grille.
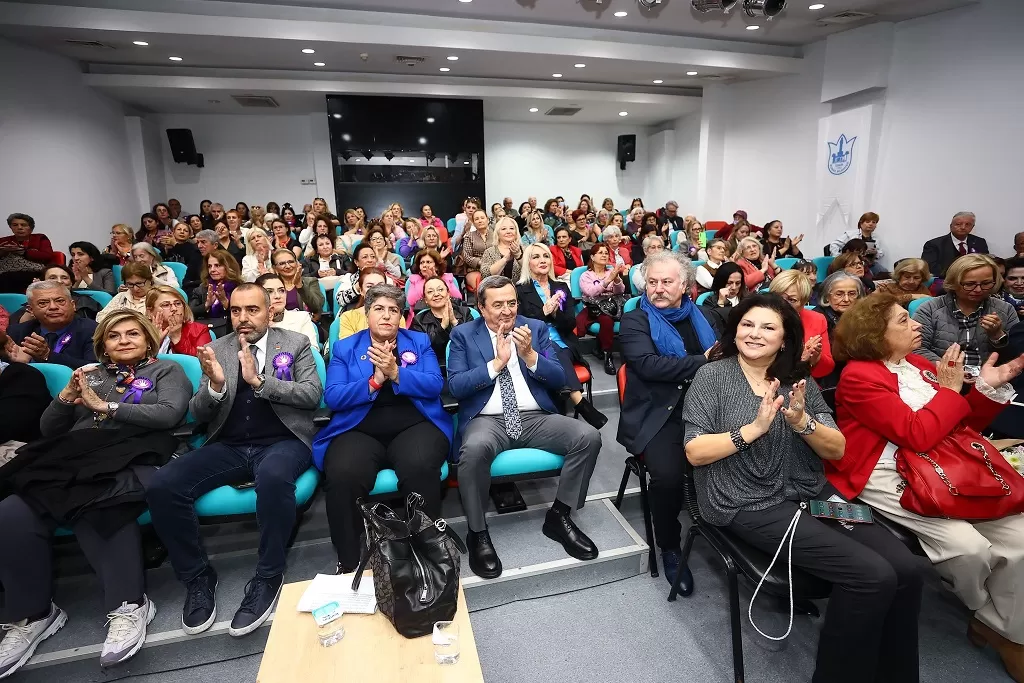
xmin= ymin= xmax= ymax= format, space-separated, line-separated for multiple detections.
xmin=64 ymin=39 xmax=114 ymax=49
xmin=545 ymin=107 xmax=582 ymax=117
xmin=231 ymin=95 xmax=280 ymax=108
xmin=818 ymin=10 xmax=874 ymax=25
xmin=395 ymin=55 xmax=427 ymax=66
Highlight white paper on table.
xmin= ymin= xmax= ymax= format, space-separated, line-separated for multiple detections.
xmin=296 ymin=573 xmax=378 ymax=613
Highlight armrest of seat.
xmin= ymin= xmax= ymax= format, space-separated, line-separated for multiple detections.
xmin=313 ymin=406 xmax=333 ymax=426
xmin=171 ymin=421 xmax=203 ymax=439
xmin=441 ymin=392 xmax=459 ymax=414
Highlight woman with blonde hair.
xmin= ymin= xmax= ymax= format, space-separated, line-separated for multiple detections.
xmin=335 ymin=209 xmax=363 ymax=255
xmin=107 ymin=224 xmax=135 ymax=266
xmin=241 ymin=228 xmax=273 ymax=282
xmin=733 ymin=236 xmax=778 ymax=292
xmin=245 ymin=205 xmax=267 ymax=232
xmin=769 ymin=269 xmax=835 ymax=380
xmin=481 ymin=217 xmax=523 ymax=282
xmin=147 ymin=285 xmax=211 ymax=356
xmin=875 ymin=258 xmax=932 ymax=305
xmin=521 ymin=210 xmax=554 ymax=247
xmin=460 ymin=209 xmax=492 ymax=294
xmin=379 ymin=210 xmax=406 ymax=247
xmin=131 ymin=242 xmax=179 ymax=287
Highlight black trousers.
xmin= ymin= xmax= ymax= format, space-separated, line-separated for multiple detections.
xmin=323 ymin=421 xmax=449 ymax=568
xmin=728 ymin=483 xmax=924 ymax=683
xmin=0 ymin=494 xmax=144 ymax=620
xmin=644 ymin=419 xmax=687 ymax=551
xmin=552 ymin=346 xmax=584 ymax=393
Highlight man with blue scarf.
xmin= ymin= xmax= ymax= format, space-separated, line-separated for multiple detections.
xmin=617 ymin=252 xmax=721 ymax=592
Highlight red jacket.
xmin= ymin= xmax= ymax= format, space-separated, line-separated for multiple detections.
xmin=170 ymin=321 xmax=213 ymax=357
xmin=0 ymin=233 xmax=55 ymax=265
xmin=827 ymin=354 xmax=1005 ymax=500
xmin=549 ymin=244 xmax=583 ymax=277
xmin=801 ymin=307 xmax=834 ymax=379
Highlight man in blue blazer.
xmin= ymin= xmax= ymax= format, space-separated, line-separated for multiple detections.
xmin=7 ymin=281 xmax=97 ymax=369
xmin=447 ymin=275 xmax=602 ymax=579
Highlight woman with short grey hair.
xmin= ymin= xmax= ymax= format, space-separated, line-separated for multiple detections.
xmin=631 ymin=235 xmax=666 ymax=293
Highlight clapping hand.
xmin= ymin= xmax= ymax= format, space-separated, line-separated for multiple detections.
xmin=215 ymin=283 xmax=230 ymax=308
xmin=750 ymin=379 xmax=784 ymax=438
xmin=782 ymin=380 xmax=809 ymax=430
xmin=542 ymin=294 xmax=560 ymax=316
xmin=510 ymin=324 xmax=538 ymax=367
xmin=368 ymin=339 xmax=398 ymax=382
xmin=801 ymin=335 xmax=822 ymax=364
xmin=58 ymin=367 xmax=84 ymax=403
xmin=152 ymin=309 xmax=171 ymax=342
xmin=978 ymin=351 xmax=1024 ymax=390
xmin=704 ymin=341 xmax=722 ymax=361
xmin=197 ymin=345 xmax=226 ymax=392
xmin=980 ymin=314 xmax=1005 ymax=339
xmin=238 ymin=343 xmax=260 ymax=388
xmin=494 ymin=324 xmax=513 ymax=372
xmin=76 ymin=367 xmax=108 ymax=413
xmin=21 ymin=333 xmax=51 ymax=361
xmin=792 ymin=234 xmax=804 ymax=247
xmin=936 ymin=343 xmax=965 ymax=394
xmin=205 ymin=286 xmax=218 ymax=311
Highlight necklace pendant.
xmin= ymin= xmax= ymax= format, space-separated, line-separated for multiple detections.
xmin=115 ymin=386 xmax=126 ymax=394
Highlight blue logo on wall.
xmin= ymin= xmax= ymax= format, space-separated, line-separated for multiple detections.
xmin=827 ymin=134 xmax=857 ymax=175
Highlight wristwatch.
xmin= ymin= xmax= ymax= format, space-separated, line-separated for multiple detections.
xmin=794 ymin=414 xmax=817 ymax=436
xmin=253 ymin=373 xmax=267 ymax=394
xmin=106 ymin=402 xmax=119 ymax=418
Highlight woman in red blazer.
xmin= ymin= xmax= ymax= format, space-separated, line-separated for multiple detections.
xmin=146 ymin=285 xmax=212 ymax=357
xmin=0 ymin=213 xmax=55 ymax=293
xmin=769 ymin=271 xmax=835 ymax=379
xmin=549 ymin=226 xmax=583 ymax=281
xmin=831 ymin=293 xmax=1024 ymax=680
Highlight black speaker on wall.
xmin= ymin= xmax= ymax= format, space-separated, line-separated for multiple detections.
xmin=166 ymin=128 xmax=203 ymax=167
xmin=617 ymin=134 xmax=636 ymax=170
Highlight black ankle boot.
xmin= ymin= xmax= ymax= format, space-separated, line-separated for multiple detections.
xmin=574 ymin=398 xmax=608 ymax=430
xmin=603 ymin=353 xmax=615 ymax=375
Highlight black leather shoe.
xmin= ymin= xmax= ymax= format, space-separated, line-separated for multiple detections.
xmin=181 ymin=567 xmax=218 ymax=635
xmin=603 ymin=353 xmax=616 ymax=375
xmin=467 ymin=530 xmax=502 ymax=579
xmin=574 ymin=398 xmax=609 ymax=430
xmin=229 ymin=574 xmax=282 ymax=637
xmin=662 ymin=549 xmax=694 ymax=595
xmin=542 ymin=508 xmax=598 ymax=560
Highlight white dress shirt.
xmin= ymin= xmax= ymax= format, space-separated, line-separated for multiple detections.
xmin=950 ymin=233 xmax=968 ymax=254
xmin=208 ymin=331 xmax=268 ymax=399
xmin=479 ymin=326 xmax=542 ymax=416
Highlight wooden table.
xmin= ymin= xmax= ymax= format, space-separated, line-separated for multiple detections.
xmin=257 ymin=579 xmax=485 ymax=682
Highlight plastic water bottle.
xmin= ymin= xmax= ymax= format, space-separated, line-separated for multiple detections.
xmin=313 ymin=601 xmax=345 ymax=647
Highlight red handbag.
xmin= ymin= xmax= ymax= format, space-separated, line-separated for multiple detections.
xmin=895 ymin=429 xmax=1024 ymax=520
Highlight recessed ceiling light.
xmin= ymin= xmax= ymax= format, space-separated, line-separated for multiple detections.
xmin=746 ymin=25 xmax=760 ymax=30
xmin=132 ymin=41 xmax=148 ymax=46
xmin=332 ymin=114 xmax=342 ymax=119
xmin=342 ymin=133 xmax=351 ymax=141
xmin=809 ymin=3 xmax=825 ymax=9
xmin=355 ymin=158 xmax=362 ymax=162
xmin=168 ymin=56 xmax=182 ymax=61
xmin=418 ymin=137 xmax=427 ymax=144
xmin=614 ymin=11 xmax=628 ymax=17
xmin=652 ymin=79 xmax=663 ymax=84
xmin=439 ymin=67 xmax=450 ymax=72
xmin=426 ymin=117 xmax=435 ymax=123
xmin=686 ymin=71 xmax=698 ymax=76
xmin=574 ymin=63 xmax=586 ymax=68
xmin=463 ymin=161 xmax=470 ymax=165
xmin=552 ymin=73 xmax=562 ymax=78
xmin=529 ymin=107 xmax=539 ymax=113
xmin=302 ymin=48 xmax=315 ymax=54
xmin=447 ymin=55 xmax=459 ymax=61
xmin=618 ymin=111 xmax=628 ymax=117
xmin=408 ymin=158 xmax=415 ymax=162
xmin=313 ymin=62 xmax=325 ymax=67
xmin=459 ymin=0 xmax=473 ymax=3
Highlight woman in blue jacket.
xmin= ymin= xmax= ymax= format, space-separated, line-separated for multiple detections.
xmin=313 ymin=283 xmax=452 ymax=572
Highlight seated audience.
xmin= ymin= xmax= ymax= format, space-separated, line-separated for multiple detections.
xmin=603 ymin=226 xmax=633 ymax=267
xmin=832 ymin=294 xmax=1024 ymax=680
xmin=521 ymin=210 xmax=554 ymax=246
xmin=256 ymin=274 xmax=320 ymax=351
xmin=618 ymin=252 xmax=721 ymax=589
xmin=461 ymin=209 xmax=493 ymax=293
xmin=542 ymin=198 xmax=564 ymax=229
xmin=269 ymin=217 xmax=301 ymax=261
xmin=701 ymin=261 xmax=746 ymax=330
xmin=411 ymin=275 xmax=474 ymax=367
xmin=418 ymin=203 xmax=445 ymax=235
xmin=714 ymin=211 xmax=749 ymax=241
xmin=131 ymin=242 xmax=179 ymax=287
xmin=365 ymin=227 xmax=404 ymax=282
xmin=625 ymin=207 xmax=645 ymax=238
xmin=760 ymin=219 xmax=804 ymax=260
xmin=683 ymin=294 xmax=923 ymax=683
xmin=7 ymin=265 xmax=101 ymax=323
xmin=516 ymin=244 xmax=606 ymax=429
xmin=216 ymin=213 xmax=246 ymax=264
xmin=451 ymin=197 xmax=480 ymax=247
xmin=481 ymin=217 xmax=524 ymax=283
xmin=96 ymin=263 xmax=154 ymax=324
xmin=379 ymin=211 xmax=406 ymax=247
xmin=106 ymin=224 xmax=135 ymax=266
xmin=70 ymin=241 xmax=116 ymax=294
xmin=658 ymin=200 xmax=685 ymax=234
xmin=397 ymin=218 xmax=425 ymax=259
xmin=338 ymin=270 xmax=406 ymax=339
xmin=147 ymin=285 xmax=211 ymax=356
xmin=922 ymin=211 xmax=989 ymax=279
xmin=299 ymin=214 xmax=330 ymax=255
xmin=793 ymin=259 xmax=820 ymax=305
xmin=311 ymin=197 xmax=339 ymax=226
xmin=271 ymin=248 xmax=324 ymax=319
xmin=578 ymin=243 xmax=630 ymax=375
xmin=631 ymin=235 xmax=665 ymax=293
xmin=815 ymin=271 xmax=867 ymax=409
xmin=420 ymin=225 xmax=453 ymax=272
xmin=567 ymin=210 xmax=595 ymax=254
xmin=724 ymin=221 xmax=752 ymax=255
xmin=6 ymin=281 xmax=98 ymax=368
xmin=406 ymin=249 xmax=462 ymax=311
xmin=447 ymin=276 xmax=602 ymax=579
xmin=874 ymin=258 xmax=932 ymax=305
xmin=136 ymin=212 xmax=161 ymax=244
xmin=335 ymin=209 xmax=364 ymax=255
xmin=163 ymin=223 xmax=203 ymax=289
xmin=0 ymin=352 xmax=50 ymax=445
xmin=828 ymin=251 xmax=875 ymax=292
xmin=302 ymin=235 xmax=349 ymax=292
xmin=912 ymin=254 xmax=1017 ymax=367
xmin=695 ymin=238 xmax=729 ymax=292
xmin=0 ymin=213 xmax=54 ymax=293
xmin=245 ymin=204 xmax=267 ymax=233
xmin=769 ymin=270 xmax=835 ymax=380
xmin=146 ymin=284 xmax=321 ymax=639
xmin=334 ymin=244 xmax=379 ymax=312
xmin=830 ymin=211 xmax=885 ymax=270
xmin=550 ymin=226 xmax=584 ymax=283
xmin=0 ymin=310 xmax=189 ymax=676
xmin=999 ymin=256 xmax=1024 ymax=318
xmin=241 ymin=228 xmax=273 ymax=282
xmin=314 ymin=284 xmax=452 ymax=571
xmin=734 ymin=237 xmax=779 ymax=292
xmin=683 ymin=219 xmax=707 ymax=258
xmin=189 ymin=249 xmax=242 ymax=334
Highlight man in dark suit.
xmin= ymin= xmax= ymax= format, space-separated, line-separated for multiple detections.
xmin=921 ymin=211 xmax=988 ymax=279
xmin=447 ymin=276 xmax=602 ymax=579
xmin=147 ymin=283 xmax=322 ymax=639
xmin=6 ymin=281 xmax=97 ymax=368
xmin=617 ymin=252 xmax=721 ymax=592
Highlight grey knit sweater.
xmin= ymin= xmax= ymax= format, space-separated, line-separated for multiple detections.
xmin=682 ymin=357 xmax=835 ymax=526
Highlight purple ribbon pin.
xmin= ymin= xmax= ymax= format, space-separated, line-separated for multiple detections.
xmin=272 ymin=352 xmax=294 ymax=381
xmin=122 ymin=377 xmax=153 ymax=404
xmin=400 ymin=350 xmax=418 ymax=368
xmin=54 ymin=333 xmax=72 ymax=353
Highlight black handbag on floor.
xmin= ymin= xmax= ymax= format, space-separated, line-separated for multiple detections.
xmin=351 ymin=493 xmax=468 ymax=638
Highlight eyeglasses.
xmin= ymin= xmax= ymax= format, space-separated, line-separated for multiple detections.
xmin=274 ymin=260 xmax=297 ymax=267
xmin=157 ymin=301 xmax=184 ymax=310
xmin=961 ymin=280 xmax=995 ymax=291
xmin=831 ymin=291 xmax=859 ymax=301
xmin=125 ymin=281 xmax=149 ymax=289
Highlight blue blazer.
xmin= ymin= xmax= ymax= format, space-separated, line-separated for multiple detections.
xmin=312 ymin=328 xmax=453 ymax=470
xmin=446 ymin=316 xmax=566 ymax=442
xmin=8 ymin=316 xmax=98 ymax=370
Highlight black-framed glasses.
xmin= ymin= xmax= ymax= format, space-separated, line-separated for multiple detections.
xmin=961 ymin=280 xmax=995 ymax=291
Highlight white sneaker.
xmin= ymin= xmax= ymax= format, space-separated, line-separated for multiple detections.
xmin=0 ymin=604 xmax=67 ymax=679
xmin=100 ymin=597 xmax=156 ymax=668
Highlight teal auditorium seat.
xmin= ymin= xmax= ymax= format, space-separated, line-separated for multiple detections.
xmin=75 ymin=290 xmax=113 ymax=308
xmin=623 ymin=296 xmax=640 ymax=314
xmin=775 ymin=257 xmax=799 ymax=270
xmin=113 ymin=265 xmax=122 ymax=287
xmin=446 ymin=217 xmax=457 ymax=234
xmin=628 ymin=265 xmax=641 ymax=295
xmin=491 ymin=449 xmax=564 ymax=480
xmin=318 ymin=281 xmax=331 ymax=314
xmin=812 ymin=256 xmax=834 ymax=282
xmin=0 ymin=293 xmax=27 ymax=312
xmin=165 ymin=261 xmax=188 ymax=284
xmin=369 ymin=462 xmax=450 ymax=497
xmin=907 ymin=297 xmax=932 ymax=317
xmin=329 ymin=317 xmax=341 ymax=345
xmin=696 ymin=292 xmax=712 ymax=305
xmin=569 ymin=266 xmax=620 ymax=336
xmin=704 ymin=229 xmax=717 ymax=241
xmin=28 ymin=362 xmax=73 ymax=398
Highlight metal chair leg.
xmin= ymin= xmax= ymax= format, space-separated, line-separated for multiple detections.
xmin=613 ymin=459 xmax=633 ymax=509
xmin=585 ymin=378 xmax=593 ymax=403
xmin=726 ymin=556 xmax=745 ymax=683
xmin=635 ymin=460 xmax=658 ymax=577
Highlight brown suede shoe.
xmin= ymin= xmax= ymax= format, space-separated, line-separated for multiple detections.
xmin=969 ymin=616 xmax=1024 ymax=682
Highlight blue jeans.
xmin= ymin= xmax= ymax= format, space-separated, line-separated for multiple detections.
xmin=147 ymin=439 xmax=311 ymax=582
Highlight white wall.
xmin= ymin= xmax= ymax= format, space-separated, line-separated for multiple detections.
xmin=483 ymin=120 xmax=648 ymax=211
xmin=155 ymin=113 xmax=327 ymax=215
xmin=0 ymin=39 xmax=138 ymax=251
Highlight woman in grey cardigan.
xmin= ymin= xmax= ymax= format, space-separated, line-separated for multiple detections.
xmin=0 ymin=310 xmax=190 ymax=677
xmin=913 ymin=254 xmax=1018 ymax=374
xmin=682 ymin=294 xmax=924 ymax=683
